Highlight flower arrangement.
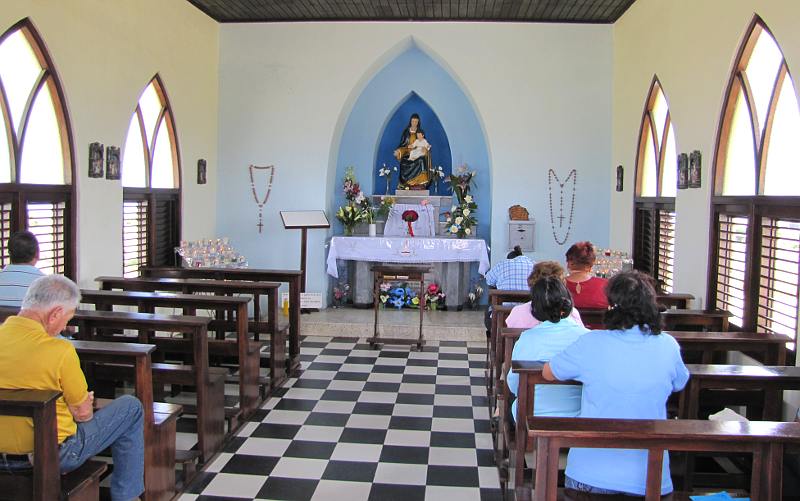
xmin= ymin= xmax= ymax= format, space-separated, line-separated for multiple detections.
xmin=373 ymin=196 xmax=395 ymax=221
xmin=338 ymin=166 xmax=371 ymax=234
xmin=445 ymin=194 xmax=477 ymax=238
xmin=384 ymin=284 xmax=419 ymax=309
xmin=424 ymin=283 xmax=446 ymax=310
xmin=428 ymin=165 xmax=446 ymax=194
xmin=445 ymin=164 xmax=476 ymax=203
xmin=402 ymin=209 xmax=419 ymax=237
xmin=336 ymin=205 xmax=366 ymax=235
xmin=332 ymin=281 xmax=350 ymax=307
xmin=465 ymin=279 xmax=484 ymax=310
xmin=378 ymin=282 xmax=392 ymax=307
xmin=378 ymin=164 xmax=398 ymax=194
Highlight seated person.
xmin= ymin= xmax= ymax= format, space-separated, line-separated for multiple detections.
xmin=0 ymin=275 xmax=144 ymax=501
xmin=484 ymin=245 xmax=535 ymax=331
xmin=0 ymin=231 xmax=45 ymax=307
xmin=506 ymin=276 xmax=588 ymax=420
xmin=407 ymin=132 xmax=431 ymax=161
xmin=542 ymin=270 xmax=689 ymax=496
xmin=564 ymin=241 xmax=608 ymax=328
xmin=505 ymin=260 xmax=584 ymax=329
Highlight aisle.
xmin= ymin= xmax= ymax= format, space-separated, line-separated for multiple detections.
xmin=180 ymin=336 xmax=502 ymax=500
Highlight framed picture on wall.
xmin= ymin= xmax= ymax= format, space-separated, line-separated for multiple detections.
xmin=689 ymin=150 xmax=702 ymax=188
xmin=677 ymin=153 xmax=689 ymax=190
xmin=197 ymin=159 xmax=207 ymax=184
xmin=88 ymin=142 xmax=104 ymax=178
xmin=106 ymin=146 xmax=121 ymax=180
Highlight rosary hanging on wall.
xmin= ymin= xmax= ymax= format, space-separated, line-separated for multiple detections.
xmin=547 ymin=168 xmax=577 ymax=245
xmin=249 ymin=164 xmax=275 ymax=234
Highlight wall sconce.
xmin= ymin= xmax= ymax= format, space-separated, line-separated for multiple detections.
xmin=677 ymin=153 xmax=689 ymax=190
xmin=689 ymin=150 xmax=701 ymax=188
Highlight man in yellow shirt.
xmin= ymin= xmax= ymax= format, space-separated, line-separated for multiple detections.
xmin=0 ymin=275 xmax=144 ymax=501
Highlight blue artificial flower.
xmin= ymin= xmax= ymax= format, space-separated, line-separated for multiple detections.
xmin=390 ymin=296 xmax=405 ymax=309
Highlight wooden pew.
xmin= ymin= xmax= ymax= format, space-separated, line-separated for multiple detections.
xmin=662 ymin=309 xmax=731 ymax=331
xmin=140 ymin=266 xmax=302 ymax=374
xmin=526 ymin=416 xmax=800 ymax=501
xmin=0 ymin=307 xmax=224 ymax=464
xmin=657 ymin=292 xmax=694 ymax=309
xmin=664 ymin=330 xmax=790 ymax=365
xmin=680 ymin=364 xmax=800 ymax=421
xmin=0 ymin=389 xmax=106 ymax=501
xmin=69 ymin=309 xmax=224 ymax=463
xmin=73 ymin=340 xmax=180 ymax=501
xmin=95 ymin=276 xmax=287 ymax=386
xmin=80 ymin=289 xmax=267 ymax=416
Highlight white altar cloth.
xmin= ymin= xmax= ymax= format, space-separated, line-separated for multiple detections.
xmin=383 ymin=203 xmax=436 ymax=237
xmin=327 ymin=236 xmax=490 ymax=278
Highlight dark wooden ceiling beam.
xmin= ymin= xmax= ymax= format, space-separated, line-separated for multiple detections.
xmin=184 ymin=0 xmax=635 ymax=23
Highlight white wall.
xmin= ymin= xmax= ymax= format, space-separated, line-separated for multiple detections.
xmin=3 ymin=0 xmax=220 ymax=288
xmin=611 ymin=0 xmax=800 ymax=307
xmin=217 ymin=22 xmax=613 ymax=301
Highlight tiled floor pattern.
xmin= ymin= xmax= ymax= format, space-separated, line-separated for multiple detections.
xmin=178 ymin=336 xmax=502 ymax=501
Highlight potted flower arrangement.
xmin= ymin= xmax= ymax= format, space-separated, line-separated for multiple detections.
xmin=424 ymin=283 xmax=446 ymax=310
xmin=378 ymin=282 xmax=391 ymax=307
xmin=445 ymin=194 xmax=477 ymax=238
xmin=385 ymin=285 xmax=419 ymax=309
xmin=377 ymin=164 xmax=397 ymax=194
xmin=332 ymin=281 xmax=350 ymax=308
xmin=337 ymin=166 xmax=371 ymax=235
xmin=465 ymin=280 xmax=484 ymax=310
xmin=371 ymin=196 xmax=395 ymax=236
xmin=445 ymin=164 xmax=476 ymax=203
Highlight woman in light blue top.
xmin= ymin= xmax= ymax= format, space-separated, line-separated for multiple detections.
xmin=542 ymin=270 xmax=689 ymax=496
xmin=507 ymin=276 xmax=588 ymax=420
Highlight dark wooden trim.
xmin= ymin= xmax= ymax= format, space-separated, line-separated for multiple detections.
xmin=634 ymin=76 xmax=660 ymax=197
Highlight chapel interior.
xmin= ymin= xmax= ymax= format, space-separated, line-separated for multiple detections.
xmin=2 ymin=0 xmax=800 ymax=500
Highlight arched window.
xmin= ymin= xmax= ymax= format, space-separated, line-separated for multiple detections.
xmin=0 ymin=19 xmax=75 ymax=276
xmin=633 ymin=77 xmax=677 ymax=292
xmin=710 ymin=17 xmax=800 ymax=341
xmin=121 ymin=76 xmax=180 ymax=277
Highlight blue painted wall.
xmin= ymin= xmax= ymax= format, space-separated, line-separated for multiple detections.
xmin=330 ymin=43 xmax=491 ymax=243
xmin=374 ymin=93 xmax=452 ymax=195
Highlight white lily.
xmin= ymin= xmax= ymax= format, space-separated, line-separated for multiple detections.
xmin=463 ymin=209 xmax=471 ymax=216
xmin=465 ymin=195 xmax=473 ymax=203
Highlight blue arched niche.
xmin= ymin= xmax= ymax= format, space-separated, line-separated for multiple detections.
xmin=375 ymin=93 xmax=452 ymax=195
xmin=331 ymin=41 xmax=491 ymax=241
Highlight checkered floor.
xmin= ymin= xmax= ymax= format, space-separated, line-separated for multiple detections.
xmin=177 ymin=336 xmax=502 ymax=500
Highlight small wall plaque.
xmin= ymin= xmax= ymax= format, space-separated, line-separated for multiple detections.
xmin=197 ymin=159 xmax=207 ymax=184
xmin=88 ymin=142 xmax=104 ymax=178
xmin=615 ymin=165 xmax=623 ymax=192
xmin=677 ymin=153 xmax=689 ymax=190
xmin=689 ymin=150 xmax=701 ymax=188
xmin=106 ymin=146 xmax=120 ymax=180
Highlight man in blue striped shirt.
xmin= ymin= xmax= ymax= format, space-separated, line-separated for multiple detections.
xmin=0 ymin=231 xmax=45 ymax=308
xmin=484 ymin=245 xmax=535 ymax=333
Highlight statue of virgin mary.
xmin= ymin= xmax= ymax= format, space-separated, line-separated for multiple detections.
xmin=394 ymin=113 xmax=432 ymax=189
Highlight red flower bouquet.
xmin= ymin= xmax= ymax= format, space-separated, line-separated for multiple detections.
xmin=402 ymin=209 xmax=419 ymax=237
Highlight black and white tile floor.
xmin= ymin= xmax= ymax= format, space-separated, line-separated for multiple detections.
xmin=178 ymin=336 xmax=503 ymax=500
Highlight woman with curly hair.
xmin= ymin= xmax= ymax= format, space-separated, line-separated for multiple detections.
xmin=505 ymin=260 xmax=584 ymax=329
xmin=541 ymin=270 xmax=689 ymax=496
xmin=507 ymin=276 xmax=588 ymax=420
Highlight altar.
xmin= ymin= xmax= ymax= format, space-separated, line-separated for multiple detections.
xmin=327 ymin=236 xmax=489 ymax=309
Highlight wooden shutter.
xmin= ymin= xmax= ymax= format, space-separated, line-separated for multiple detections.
xmin=122 ymin=199 xmax=148 ymax=278
xmin=715 ymin=213 xmax=748 ymax=327
xmin=758 ymin=217 xmax=800 ymax=341
xmin=634 ymin=206 xmax=657 ymax=277
xmin=152 ymin=195 xmax=179 ymax=267
xmin=26 ymin=201 xmax=66 ymax=275
xmin=657 ymin=210 xmax=676 ymax=293
xmin=0 ymin=199 xmax=12 ymax=268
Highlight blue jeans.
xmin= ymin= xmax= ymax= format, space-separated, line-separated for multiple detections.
xmin=566 ymin=476 xmax=627 ymax=495
xmin=0 ymin=395 xmax=144 ymax=500
xmin=60 ymin=395 xmax=145 ymax=500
